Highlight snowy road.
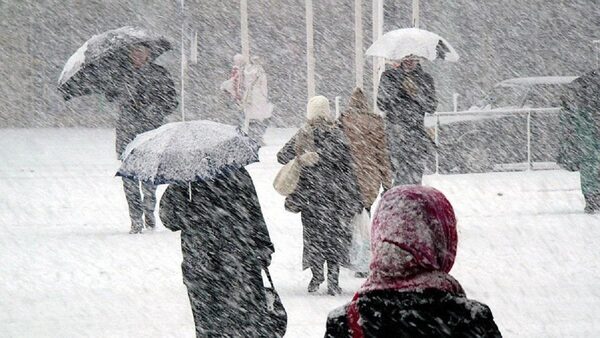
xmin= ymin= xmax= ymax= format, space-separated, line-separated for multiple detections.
xmin=0 ymin=128 xmax=599 ymax=337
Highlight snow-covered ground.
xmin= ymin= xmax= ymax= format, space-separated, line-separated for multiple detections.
xmin=1 ymin=127 xmax=599 ymax=337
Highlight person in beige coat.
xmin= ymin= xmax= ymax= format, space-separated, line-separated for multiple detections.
xmin=340 ymin=88 xmax=393 ymax=212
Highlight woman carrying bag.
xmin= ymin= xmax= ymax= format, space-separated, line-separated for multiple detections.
xmin=277 ymin=96 xmax=362 ymax=295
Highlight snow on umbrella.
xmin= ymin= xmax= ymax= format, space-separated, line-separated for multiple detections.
xmin=366 ymin=28 xmax=459 ymax=62
xmin=58 ymin=26 xmax=172 ymax=101
xmin=117 ymin=120 xmax=259 ymax=185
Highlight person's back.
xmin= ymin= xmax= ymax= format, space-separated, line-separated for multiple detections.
xmin=324 ymin=185 xmax=501 ymax=337
xmin=326 ymin=289 xmax=500 ymax=337
xmin=160 ymin=167 xmax=274 ymax=337
xmin=340 ymin=87 xmax=392 ymax=209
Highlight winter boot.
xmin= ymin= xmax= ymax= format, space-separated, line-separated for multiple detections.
xmin=308 ymin=265 xmax=324 ymax=293
xmin=145 ymin=213 xmax=156 ymax=230
xmin=129 ymin=219 xmax=143 ymax=234
xmin=327 ymin=284 xmax=343 ymax=296
xmin=584 ymin=193 xmax=600 ymax=214
xmin=327 ymin=263 xmax=342 ymax=295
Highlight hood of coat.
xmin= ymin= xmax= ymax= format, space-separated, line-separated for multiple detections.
xmin=358 ymin=185 xmax=463 ymax=295
xmin=307 ymin=95 xmax=333 ymax=121
xmin=343 ymin=87 xmax=372 ymax=116
xmin=370 ymin=185 xmax=458 ymax=276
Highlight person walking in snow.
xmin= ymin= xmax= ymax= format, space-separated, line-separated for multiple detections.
xmin=108 ymin=43 xmax=178 ymax=234
xmin=559 ymin=68 xmax=600 ymax=214
xmin=340 ymin=87 xmax=393 ymax=212
xmin=339 ymin=87 xmax=393 ymax=277
xmin=324 ymin=185 xmax=502 ymax=337
xmin=277 ymin=96 xmax=362 ymax=295
xmin=159 ymin=167 xmax=275 ymax=337
xmin=242 ymin=56 xmax=274 ymax=144
xmin=221 ymin=54 xmax=247 ymax=127
xmin=377 ymin=55 xmax=437 ymax=186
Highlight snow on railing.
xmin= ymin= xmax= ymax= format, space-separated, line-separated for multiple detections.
xmin=426 ymin=107 xmax=562 ymax=173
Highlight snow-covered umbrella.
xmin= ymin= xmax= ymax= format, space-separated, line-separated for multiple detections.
xmin=366 ymin=27 xmax=459 ymax=62
xmin=58 ymin=26 xmax=172 ymax=101
xmin=117 ymin=120 xmax=259 ymax=185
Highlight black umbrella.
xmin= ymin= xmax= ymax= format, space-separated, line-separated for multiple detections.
xmin=57 ymin=26 xmax=172 ymax=101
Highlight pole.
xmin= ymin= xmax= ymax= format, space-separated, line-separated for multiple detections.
xmin=180 ymin=0 xmax=186 ymax=121
xmin=241 ymin=0 xmax=250 ymax=62
xmin=594 ymin=40 xmax=600 ymax=69
xmin=354 ymin=0 xmax=364 ymax=89
xmin=412 ymin=0 xmax=420 ymax=28
xmin=372 ymin=0 xmax=383 ymax=112
xmin=435 ymin=113 xmax=439 ymax=174
xmin=190 ymin=30 xmax=198 ymax=64
xmin=306 ymin=0 xmax=316 ymax=99
xmin=527 ymin=111 xmax=532 ymax=170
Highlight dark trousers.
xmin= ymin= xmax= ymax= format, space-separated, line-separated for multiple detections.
xmin=248 ymin=119 xmax=269 ymax=145
xmin=584 ymin=193 xmax=600 ymax=212
xmin=122 ymin=177 xmax=156 ymax=226
xmin=311 ymin=261 xmax=340 ymax=287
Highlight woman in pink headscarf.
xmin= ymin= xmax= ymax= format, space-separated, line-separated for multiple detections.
xmin=325 ymin=185 xmax=501 ymax=337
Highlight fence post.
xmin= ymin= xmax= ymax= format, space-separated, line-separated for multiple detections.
xmin=527 ymin=111 xmax=532 ymax=170
xmin=435 ymin=112 xmax=440 ymax=174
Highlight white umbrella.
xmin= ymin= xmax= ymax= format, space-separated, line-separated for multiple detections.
xmin=366 ymin=28 xmax=459 ymax=62
xmin=117 ymin=120 xmax=259 ymax=185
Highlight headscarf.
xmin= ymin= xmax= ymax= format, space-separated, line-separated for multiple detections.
xmin=358 ymin=185 xmax=464 ymax=295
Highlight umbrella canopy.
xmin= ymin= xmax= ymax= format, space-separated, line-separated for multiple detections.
xmin=117 ymin=120 xmax=260 ymax=185
xmin=366 ymin=28 xmax=459 ymax=62
xmin=58 ymin=26 xmax=172 ymax=101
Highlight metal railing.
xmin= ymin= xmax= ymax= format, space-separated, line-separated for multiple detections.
xmin=427 ymin=107 xmax=562 ymax=173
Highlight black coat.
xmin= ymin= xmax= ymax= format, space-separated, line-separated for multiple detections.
xmin=377 ymin=65 xmax=437 ymax=165
xmin=110 ymin=62 xmax=178 ymax=156
xmin=325 ymin=289 xmax=501 ymax=338
xmin=278 ymin=120 xmax=362 ymax=269
xmin=159 ymin=167 xmax=274 ymax=337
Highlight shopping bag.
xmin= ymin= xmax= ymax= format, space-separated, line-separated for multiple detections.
xmin=349 ymin=208 xmax=371 ymax=272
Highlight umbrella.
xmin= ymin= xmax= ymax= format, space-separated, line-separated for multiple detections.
xmin=117 ymin=120 xmax=259 ymax=185
xmin=366 ymin=28 xmax=459 ymax=62
xmin=58 ymin=26 xmax=172 ymax=101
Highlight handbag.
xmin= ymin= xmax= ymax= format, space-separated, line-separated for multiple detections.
xmin=273 ymin=158 xmax=301 ymax=196
xmin=273 ymin=151 xmax=319 ymax=196
xmin=264 ymin=267 xmax=288 ymax=338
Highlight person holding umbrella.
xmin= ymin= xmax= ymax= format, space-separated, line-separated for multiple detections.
xmin=377 ymin=55 xmax=436 ymax=186
xmin=58 ymin=27 xmax=178 ymax=234
xmin=118 ymin=120 xmax=278 ymax=337
xmin=110 ymin=43 xmax=178 ymax=234
xmin=367 ymin=28 xmax=459 ymax=186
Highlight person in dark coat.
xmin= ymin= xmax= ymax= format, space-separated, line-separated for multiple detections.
xmin=325 ymin=185 xmax=502 ymax=337
xmin=377 ymin=55 xmax=437 ymax=186
xmin=159 ymin=167 xmax=275 ymax=338
xmin=558 ymin=69 xmax=600 ymax=213
xmin=278 ymin=96 xmax=362 ymax=295
xmin=108 ymin=44 xmax=178 ymax=233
